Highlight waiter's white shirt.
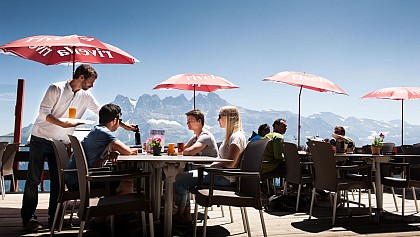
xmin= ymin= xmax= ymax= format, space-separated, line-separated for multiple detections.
xmin=31 ymin=80 xmax=100 ymax=144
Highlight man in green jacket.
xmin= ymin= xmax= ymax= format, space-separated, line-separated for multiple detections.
xmin=261 ymin=118 xmax=288 ymax=175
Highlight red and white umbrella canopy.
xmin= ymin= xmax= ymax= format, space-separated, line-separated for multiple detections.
xmin=361 ymin=87 xmax=420 ymax=100
xmin=263 ymin=71 xmax=347 ymax=147
xmin=0 ymin=34 xmax=139 ymax=65
xmin=361 ymin=87 xmax=420 ymax=145
xmin=153 ymin=73 xmax=239 ymax=109
xmin=263 ymin=71 xmax=347 ymax=95
xmin=153 ymin=73 xmax=239 ymax=92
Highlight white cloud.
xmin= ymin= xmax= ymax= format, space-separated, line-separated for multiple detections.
xmin=148 ymin=119 xmax=182 ymax=126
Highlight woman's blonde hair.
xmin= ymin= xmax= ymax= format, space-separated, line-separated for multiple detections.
xmin=219 ymin=106 xmax=243 ymax=146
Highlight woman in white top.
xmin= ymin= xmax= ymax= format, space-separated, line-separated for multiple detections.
xmin=174 ymin=105 xmax=247 ymax=225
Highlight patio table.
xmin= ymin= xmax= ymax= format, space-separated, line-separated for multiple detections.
xmin=334 ymin=153 xmax=420 ymax=223
xmin=117 ymin=154 xmax=229 ymax=237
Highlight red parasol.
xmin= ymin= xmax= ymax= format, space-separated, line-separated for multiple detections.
xmin=0 ymin=34 xmax=139 ymax=73
xmin=263 ymin=71 xmax=348 ymax=147
xmin=361 ymin=87 xmax=420 ymax=145
xmin=153 ymin=73 xmax=239 ymax=109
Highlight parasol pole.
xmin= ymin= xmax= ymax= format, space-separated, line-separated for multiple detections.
xmin=193 ymin=84 xmax=196 ymax=110
xmin=401 ymin=100 xmax=404 ymax=146
xmin=72 ymin=46 xmax=76 ymax=76
xmin=298 ymin=85 xmax=303 ymax=148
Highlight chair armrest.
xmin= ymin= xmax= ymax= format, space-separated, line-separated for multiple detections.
xmin=87 ymin=171 xmax=150 ymax=182
xmin=62 ymin=169 xmax=78 ymax=175
xmin=89 ymin=167 xmax=111 ymax=171
xmin=196 ymin=166 xmax=240 ymax=188
xmin=204 ymin=170 xmax=260 ymax=195
xmin=337 ymin=164 xmax=372 ymax=171
xmin=301 ymin=161 xmax=313 ymax=166
xmin=385 ymin=162 xmax=410 ymax=166
xmin=209 ymin=169 xmax=260 ymax=177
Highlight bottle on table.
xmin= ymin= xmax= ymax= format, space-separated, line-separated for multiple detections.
xmin=135 ymin=125 xmax=141 ymax=145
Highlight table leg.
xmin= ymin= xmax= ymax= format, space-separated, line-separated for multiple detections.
xmin=150 ymin=163 xmax=163 ymax=220
xmin=374 ymin=161 xmax=382 ymax=223
xmin=162 ymin=163 xmax=181 ymax=237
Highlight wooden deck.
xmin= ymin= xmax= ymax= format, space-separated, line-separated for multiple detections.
xmin=2 ymin=189 xmax=420 ymax=237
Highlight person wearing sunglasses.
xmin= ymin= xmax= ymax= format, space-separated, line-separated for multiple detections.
xmin=65 ymin=103 xmax=138 ymax=193
xmin=174 ymin=106 xmax=247 ymax=226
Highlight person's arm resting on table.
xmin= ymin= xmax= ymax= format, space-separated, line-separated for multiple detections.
xmin=183 ymin=142 xmax=206 ymax=156
xmin=110 ymin=140 xmax=138 ymax=156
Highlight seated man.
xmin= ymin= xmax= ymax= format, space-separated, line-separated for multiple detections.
xmin=249 ymin=123 xmax=270 ymax=142
xmin=261 ymin=118 xmax=288 ymax=177
xmin=173 ymin=110 xmax=219 ymax=224
xmin=65 ymin=103 xmax=138 ymax=193
xmin=330 ymin=126 xmax=355 ymax=153
xmin=182 ymin=109 xmax=218 ymax=157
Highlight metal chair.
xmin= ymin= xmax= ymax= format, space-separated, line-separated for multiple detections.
xmin=49 ymin=140 xmax=109 ymax=236
xmin=0 ymin=143 xmax=19 ymax=199
xmin=307 ymin=141 xmax=372 ymax=225
xmin=282 ymin=142 xmax=313 ymax=212
xmin=380 ymin=144 xmax=420 ymax=217
xmin=68 ymin=135 xmax=154 ymax=237
xmin=192 ymin=138 xmax=269 ymax=237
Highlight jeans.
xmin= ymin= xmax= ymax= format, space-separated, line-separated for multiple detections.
xmin=175 ymin=169 xmax=232 ymax=208
xmin=21 ymin=135 xmax=59 ymax=225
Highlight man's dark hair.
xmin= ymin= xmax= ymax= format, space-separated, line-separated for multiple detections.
xmin=334 ymin=126 xmax=346 ymax=135
xmin=273 ymin=118 xmax=286 ymax=127
xmin=185 ymin=109 xmax=204 ymax=126
xmin=99 ymin=104 xmax=121 ymax=124
xmin=257 ymin=123 xmax=270 ymax=136
xmin=73 ymin=64 xmax=98 ymax=79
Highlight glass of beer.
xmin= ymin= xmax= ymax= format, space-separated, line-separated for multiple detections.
xmin=68 ymin=107 xmax=76 ymax=119
xmin=177 ymin=142 xmax=184 ymax=156
xmin=168 ymin=143 xmax=175 ymax=155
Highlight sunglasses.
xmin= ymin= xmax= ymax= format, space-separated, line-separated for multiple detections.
xmin=218 ymin=114 xmax=227 ymax=120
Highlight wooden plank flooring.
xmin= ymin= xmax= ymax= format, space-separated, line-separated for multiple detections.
xmin=2 ymin=190 xmax=420 ymax=237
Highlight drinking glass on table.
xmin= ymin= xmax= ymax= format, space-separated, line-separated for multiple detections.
xmin=168 ymin=143 xmax=175 ymax=155
xmin=68 ymin=107 xmax=76 ymax=119
xmin=177 ymin=142 xmax=184 ymax=156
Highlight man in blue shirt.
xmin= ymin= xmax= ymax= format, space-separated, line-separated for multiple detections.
xmin=65 ymin=103 xmax=138 ymax=191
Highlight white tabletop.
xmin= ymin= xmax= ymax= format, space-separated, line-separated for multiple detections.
xmin=117 ymin=154 xmax=230 ymax=163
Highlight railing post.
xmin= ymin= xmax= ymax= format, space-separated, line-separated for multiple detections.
xmin=12 ymin=79 xmax=25 ymax=192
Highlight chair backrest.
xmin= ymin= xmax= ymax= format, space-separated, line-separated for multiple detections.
xmin=0 ymin=142 xmax=7 ymax=161
xmin=283 ymin=142 xmax=302 ymax=184
xmin=51 ymin=140 xmax=71 ymax=192
xmin=1 ymin=143 xmax=19 ymax=177
xmin=381 ymin=142 xmax=395 ymax=153
xmin=401 ymin=145 xmax=414 ymax=154
xmin=361 ymin=145 xmax=371 ymax=154
xmin=68 ymin=135 xmax=89 ymax=218
xmin=238 ymin=138 xmax=269 ymax=196
xmin=307 ymin=141 xmax=337 ymax=192
xmin=240 ymin=138 xmax=269 ymax=172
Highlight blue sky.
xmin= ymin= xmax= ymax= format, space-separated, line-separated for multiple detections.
xmin=2 ymin=0 xmax=420 ymax=135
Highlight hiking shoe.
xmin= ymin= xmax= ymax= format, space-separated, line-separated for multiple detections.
xmin=23 ymin=218 xmax=42 ymax=232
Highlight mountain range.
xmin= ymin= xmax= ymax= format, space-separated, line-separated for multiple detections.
xmin=18 ymin=93 xmax=420 ymax=147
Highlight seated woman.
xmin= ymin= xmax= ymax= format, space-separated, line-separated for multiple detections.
xmin=173 ymin=106 xmax=247 ymax=225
